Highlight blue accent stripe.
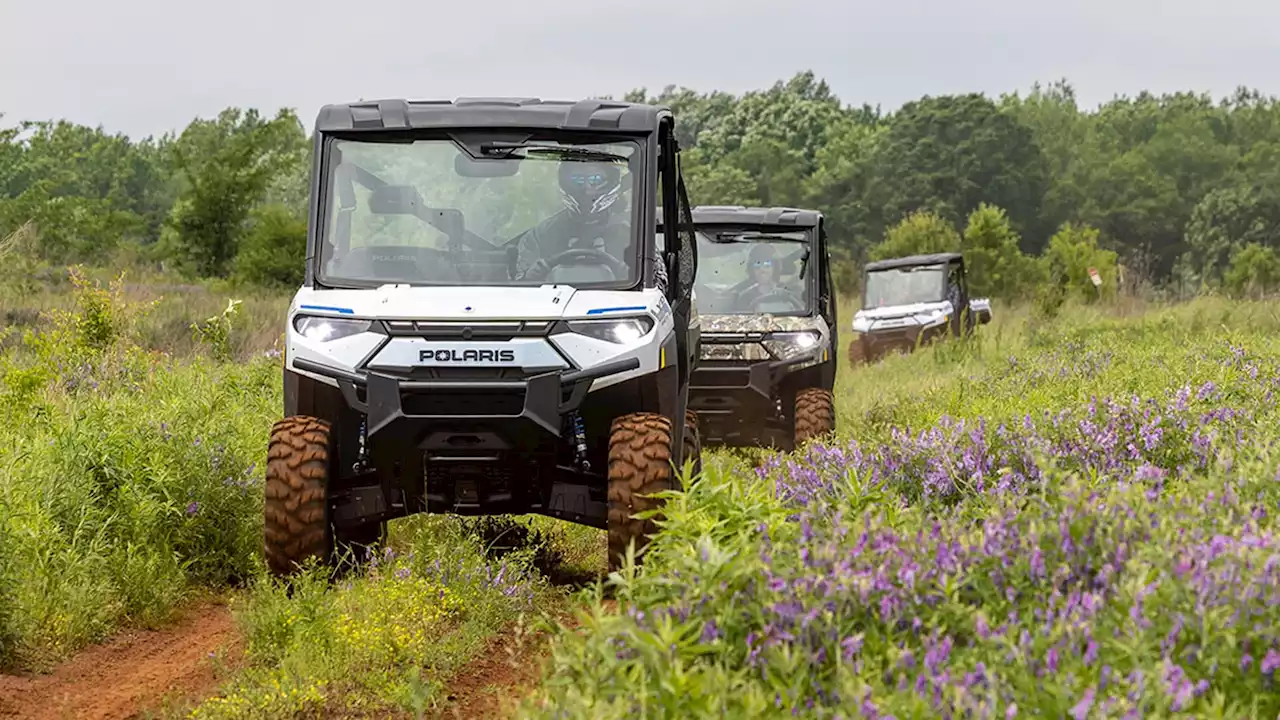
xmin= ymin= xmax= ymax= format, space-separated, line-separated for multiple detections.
xmin=586 ymin=305 xmax=648 ymax=315
xmin=300 ymin=304 xmax=354 ymax=315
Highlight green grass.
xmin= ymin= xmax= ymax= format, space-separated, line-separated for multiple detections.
xmin=0 ymin=271 xmax=591 ymax=717
xmin=523 ymin=295 xmax=1280 ymax=718
xmin=7 ymin=267 xmax=1279 ymax=717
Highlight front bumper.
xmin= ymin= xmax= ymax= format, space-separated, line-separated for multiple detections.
xmin=689 ymin=354 xmax=812 ymax=438
xmin=291 ymin=355 xmax=639 ymax=450
xmin=854 ymin=323 xmax=947 ymax=360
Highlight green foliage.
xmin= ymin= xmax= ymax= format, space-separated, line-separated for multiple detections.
xmin=863 ymin=93 xmax=1048 ymax=245
xmin=190 ymin=517 xmax=564 ymax=718
xmin=1184 ymin=185 xmax=1280 ymax=282
xmin=527 ymin=298 xmax=1280 ymax=719
xmin=1041 ymin=222 xmax=1119 ymax=303
xmin=191 ymin=299 xmax=243 ymax=362
xmin=960 ymin=203 xmax=1043 ymax=300
xmin=0 ymin=287 xmax=276 ymax=670
xmin=156 ymin=108 xmax=306 ymax=278
xmin=8 ymin=72 xmax=1280 ymax=295
xmin=230 ymin=204 xmax=307 ymax=289
xmin=1222 ymin=242 xmax=1280 ymax=298
xmin=869 ymin=209 xmax=960 ymax=261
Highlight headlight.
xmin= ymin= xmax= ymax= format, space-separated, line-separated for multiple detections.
xmin=918 ymin=310 xmax=949 ymax=327
xmin=763 ymin=331 xmax=821 ymax=360
xmin=567 ymin=316 xmax=655 ymax=344
xmin=292 ymin=315 xmax=372 ymax=342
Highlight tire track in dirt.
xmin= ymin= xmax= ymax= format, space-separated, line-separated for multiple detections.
xmin=0 ymin=599 xmax=240 ymax=720
xmin=434 ymin=599 xmax=617 ymax=720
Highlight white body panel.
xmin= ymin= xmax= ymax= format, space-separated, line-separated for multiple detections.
xmin=286 ymin=284 xmax=683 ymax=392
xmin=851 ymin=297 xmax=992 ymax=334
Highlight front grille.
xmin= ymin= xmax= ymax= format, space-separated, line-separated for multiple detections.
xmin=692 ymin=366 xmax=751 ymax=388
xmin=401 ymin=388 xmax=524 ymax=416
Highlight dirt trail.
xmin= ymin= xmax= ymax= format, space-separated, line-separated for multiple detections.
xmin=0 ymin=599 xmax=239 ymax=720
xmin=434 ymin=599 xmax=617 ymax=720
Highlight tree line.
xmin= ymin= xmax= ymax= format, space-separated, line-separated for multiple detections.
xmin=4 ymin=71 xmax=1280 ymax=301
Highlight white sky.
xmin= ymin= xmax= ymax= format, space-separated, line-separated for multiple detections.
xmin=2 ymin=0 xmax=1278 ymax=138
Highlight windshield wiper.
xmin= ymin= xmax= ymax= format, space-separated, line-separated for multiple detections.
xmin=478 ymin=142 xmax=628 ymax=162
xmin=798 ymin=245 xmax=811 ymax=280
xmin=710 ymin=232 xmax=808 ymax=244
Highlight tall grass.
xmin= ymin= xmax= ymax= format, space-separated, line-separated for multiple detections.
xmin=0 ymin=270 xmax=599 ymax=716
xmin=526 ymin=296 xmax=1280 ymax=718
xmin=0 ymin=272 xmax=280 ymax=670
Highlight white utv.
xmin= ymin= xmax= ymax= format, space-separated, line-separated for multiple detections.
xmin=267 ymin=97 xmax=702 ymax=577
xmin=847 ymin=252 xmax=992 ymax=365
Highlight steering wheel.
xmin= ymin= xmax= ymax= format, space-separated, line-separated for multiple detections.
xmin=541 ymin=248 xmax=629 ymax=279
xmin=750 ymin=291 xmax=805 ymax=312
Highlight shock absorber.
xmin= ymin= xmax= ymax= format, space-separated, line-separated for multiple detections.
xmin=353 ymin=415 xmax=370 ymax=474
xmin=572 ymin=412 xmax=590 ymax=472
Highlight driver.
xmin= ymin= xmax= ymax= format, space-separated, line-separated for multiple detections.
xmin=734 ymin=244 xmax=783 ymax=308
xmin=513 ymin=160 xmax=630 ymax=282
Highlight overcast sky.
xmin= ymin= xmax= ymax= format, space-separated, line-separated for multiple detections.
xmin=3 ymin=0 xmax=1278 ymax=139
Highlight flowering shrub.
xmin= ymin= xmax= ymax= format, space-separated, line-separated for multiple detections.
xmin=530 ymin=328 xmax=1280 ymax=718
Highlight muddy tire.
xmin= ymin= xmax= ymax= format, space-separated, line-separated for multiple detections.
xmin=264 ymin=416 xmax=334 ymax=578
xmin=847 ymin=338 xmax=866 ymax=367
xmin=607 ymin=412 xmax=675 ymax=572
xmin=794 ymin=388 xmax=836 ymax=448
xmin=683 ymin=409 xmax=703 ymax=481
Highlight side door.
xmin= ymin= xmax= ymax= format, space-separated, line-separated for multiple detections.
xmin=817 ymin=219 xmax=838 ymax=388
xmin=658 ymin=118 xmax=697 ymax=387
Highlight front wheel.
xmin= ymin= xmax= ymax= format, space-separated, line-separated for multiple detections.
xmin=264 ymin=415 xmax=384 ymax=578
xmin=847 ymin=338 xmax=866 ymax=368
xmin=264 ymin=416 xmax=334 ymax=578
xmin=606 ymin=412 xmax=675 ymax=573
xmin=793 ymin=388 xmax=836 ymax=448
xmin=683 ymin=409 xmax=703 ymax=482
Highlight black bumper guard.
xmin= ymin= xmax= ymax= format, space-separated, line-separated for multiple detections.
xmin=689 ymin=354 xmax=811 ymax=415
xmin=292 ymin=356 xmax=640 ymax=438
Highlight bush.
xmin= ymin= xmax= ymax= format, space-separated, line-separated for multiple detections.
xmin=1223 ymin=242 xmax=1280 ymax=299
xmin=231 ymin=203 xmax=307 ymax=289
xmin=869 ymin=210 xmax=960 ymax=261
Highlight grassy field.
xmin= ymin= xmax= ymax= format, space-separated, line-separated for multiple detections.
xmin=3 ymin=267 xmax=1280 ymax=718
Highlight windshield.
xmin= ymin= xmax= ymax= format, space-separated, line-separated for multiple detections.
xmin=693 ymin=230 xmax=812 ymax=315
xmin=863 ymin=265 xmax=947 ymax=307
xmin=317 ymin=134 xmax=642 ymax=288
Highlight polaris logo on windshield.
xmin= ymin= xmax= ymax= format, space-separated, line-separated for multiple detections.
xmin=419 ymin=348 xmax=517 ymax=363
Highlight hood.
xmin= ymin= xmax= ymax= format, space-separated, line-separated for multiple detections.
xmin=293 ymin=285 xmax=580 ymax=320
xmin=852 ymin=300 xmax=953 ymax=333
xmin=855 ymin=300 xmax=951 ymax=320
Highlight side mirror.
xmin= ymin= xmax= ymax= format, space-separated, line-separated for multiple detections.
xmin=970 ymin=299 xmax=993 ymax=325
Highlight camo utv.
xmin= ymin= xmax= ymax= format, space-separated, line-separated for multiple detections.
xmin=848 ymin=252 xmax=991 ymax=365
xmin=659 ymin=206 xmax=837 ymax=452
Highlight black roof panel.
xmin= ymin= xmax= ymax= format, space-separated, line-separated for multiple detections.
xmin=863 ymin=252 xmax=964 ymax=272
xmin=313 ymin=97 xmax=669 ymax=134
xmin=657 ymin=205 xmax=822 ymax=228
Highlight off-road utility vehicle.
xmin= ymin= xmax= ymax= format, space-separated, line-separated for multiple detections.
xmin=847 ymin=252 xmax=991 ymax=366
xmin=267 ymin=97 xmax=702 ymax=577
xmin=658 ymin=206 xmax=837 ymax=451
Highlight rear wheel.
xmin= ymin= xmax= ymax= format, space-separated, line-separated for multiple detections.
xmin=683 ymin=409 xmax=703 ymax=482
xmin=793 ymin=388 xmax=836 ymax=448
xmin=606 ymin=413 xmax=675 ymax=572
